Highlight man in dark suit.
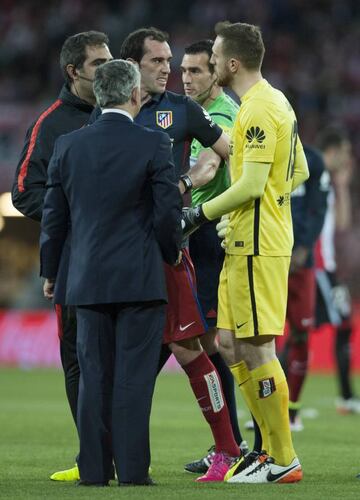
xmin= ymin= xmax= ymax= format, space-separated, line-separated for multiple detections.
xmin=40 ymin=59 xmax=183 ymax=486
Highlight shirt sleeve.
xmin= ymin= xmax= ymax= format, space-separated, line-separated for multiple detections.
xmin=186 ymin=97 xmax=222 ymax=147
xmin=11 ymin=120 xmax=57 ymax=221
xmin=240 ymin=99 xmax=277 ymax=163
xmin=150 ymin=132 xmax=183 ymax=265
xmin=296 ymin=148 xmax=329 ymax=248
xmin=190 ymin=111 xmax=234 ymax=161
xmin=40 ymin=138 xmax=70 ymax=279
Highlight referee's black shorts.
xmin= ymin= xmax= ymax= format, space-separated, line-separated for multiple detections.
xmin=189 ymin=219 xmax=224 ymax=328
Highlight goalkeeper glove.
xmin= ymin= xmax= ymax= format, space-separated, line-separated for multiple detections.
xmin=216 ymin=214 xmax=230 ymax=249
xmin=181 ymin=206 xmax=208 ymax=238
xmin=216 ymin=214 xmax=229 ymax=239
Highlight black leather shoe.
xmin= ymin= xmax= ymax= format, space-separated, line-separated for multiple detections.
xmin=76 ymin=480 xmax=109 ymax=487
xmin=119 ymin=476 xmax=155 ymax=486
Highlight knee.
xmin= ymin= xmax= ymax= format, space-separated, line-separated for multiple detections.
xmin=239 ymin=336 xmax=276 ymax=370
xmin=169 ymin=338 xmax=202 ymax=366
xmin=218 ymin=335 xmax=236 ymax=366
xmin=200 ymin=328 xmax=218 ymax=355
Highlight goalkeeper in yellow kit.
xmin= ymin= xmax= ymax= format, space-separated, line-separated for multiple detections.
xmin=182 ymin=21 xmax=309 ymax=484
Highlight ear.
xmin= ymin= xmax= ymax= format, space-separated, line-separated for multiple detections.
xmin=127 ymin=57 xmax=140 ymax=69
xmin=228 ymin=58 xmax=240 ymax=74
xmin=131 ymin=86 xmax=140 ymax=105
xmin=66 ymin=64 xmax=78 ymax=82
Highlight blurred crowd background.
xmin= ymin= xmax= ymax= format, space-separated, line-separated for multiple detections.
xmin=0 ymin=0 xmax=359 ymax=308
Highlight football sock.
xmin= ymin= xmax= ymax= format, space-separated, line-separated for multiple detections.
xmin=156 ymin=344 xmax=172 ymax=375
xmin=209 ymin=352 xmax=243 ymax=445
xmin=287 ymin=329 xmax=309 ymax=406
xmin=335 ymin=324 xmax=353 ymax=400
xmin=252 ymin=416 xmax=263 ymax=453
xmin=278 ymin=338 xmax=290 ymax=376
xmin=230 ymin=360 xmax=269 ymax=453
xmin=182 ymin=351 xmax=239 ymax=457
xmin=250 ymin=359 xmax=296 ymax=466
xmin=289 ymin=403 xmax=301 ymax=421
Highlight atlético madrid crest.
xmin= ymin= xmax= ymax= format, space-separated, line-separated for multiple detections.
xmin=156 ymin=111 xmax=173 ymax=129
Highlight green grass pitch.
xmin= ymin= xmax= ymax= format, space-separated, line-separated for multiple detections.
xmin=0 ymin=368 xmax=359 ymax=499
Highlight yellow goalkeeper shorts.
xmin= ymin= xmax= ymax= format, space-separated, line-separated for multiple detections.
xmin=217 ymin=254 xmax=290 ymax=338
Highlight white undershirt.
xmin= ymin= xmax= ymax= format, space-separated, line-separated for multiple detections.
xmin=102 ymin=108 xmax=133 ymax=122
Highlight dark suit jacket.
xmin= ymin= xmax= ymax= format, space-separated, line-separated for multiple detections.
xmin=40 ymin=112 xmax=182 ymax=306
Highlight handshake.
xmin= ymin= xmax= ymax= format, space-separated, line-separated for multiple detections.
xmin=181 ymin=207 xmax=230 ymax=247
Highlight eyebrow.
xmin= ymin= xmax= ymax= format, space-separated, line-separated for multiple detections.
xmin=180 ymin=66 xmax=201 ymax=71
xmin=150 ymin=56 xmax=172 ymax=61
xmin=90 ymin=58 xmax=112 ymax=64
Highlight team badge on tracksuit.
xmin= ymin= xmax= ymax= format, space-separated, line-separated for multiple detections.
xmin=156 ymin=111 xmax=173 ymax=129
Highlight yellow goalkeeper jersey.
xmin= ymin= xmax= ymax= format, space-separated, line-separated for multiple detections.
xmin=227 ymin=78 xmax=304 ymax=256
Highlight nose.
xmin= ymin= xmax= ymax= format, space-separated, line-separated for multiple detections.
xmin=161 ymin=61 xmax=171 ymax=74
xmin=210 ymin=54 xmax=215 ymax=65
xmin=182 ymin=70 xmax=191 ymax=83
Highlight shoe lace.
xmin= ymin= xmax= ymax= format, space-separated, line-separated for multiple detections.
xmin=241 ymin=451 xmax=260 ymax=469
xmin=231 ymin=450 xmax=267 ymax=476
xmin=212 ymin=452 xmax=235 ymax=467
xmin=247 ymin=457 xmax=273 ymax=477
xmin=204 ymin=445 xmax=216 ymax=464
xmin=206 ymin=445 xmax=215 ymax=457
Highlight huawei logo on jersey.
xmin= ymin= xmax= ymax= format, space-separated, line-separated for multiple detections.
xmin=246 ymin=126 xmax=266 ymax=143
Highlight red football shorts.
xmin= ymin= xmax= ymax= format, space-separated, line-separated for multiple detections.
xmin=287 ymin=267 xmax=316 ymax=331
xmin=163 ymin=248 xmax=207 ymax=344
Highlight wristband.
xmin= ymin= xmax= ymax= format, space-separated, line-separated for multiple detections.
xmin=180 ymin=174 xmax=193 ymax=193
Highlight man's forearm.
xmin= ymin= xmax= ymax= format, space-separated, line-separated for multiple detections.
xmin=291 ymin=148 xmax=309 ymax=192
xmin=335 ymin=185 xmax=352 ymax=231
xmin=183 ymin=150 xmax=222 ymax=193
xmin=202 ymin=162 xmax=271 ymax=220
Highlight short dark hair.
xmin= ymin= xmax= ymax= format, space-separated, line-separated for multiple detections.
xmin=214 ymin=21 xmax=265 ymax=71
xmin=120 ymin=27 xmax=169 ymax=63
xmin=60 ymin=31 xmax=109 ymax=84
xmin=184 ymin=40 xmax=215 ymax=73
xmin=316 ymin=126 xmax=349 ymax=151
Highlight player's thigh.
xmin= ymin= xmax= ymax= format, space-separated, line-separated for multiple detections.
xmin=163 ymin=248 xmax=206 ymax=344
xmin=189 ymin=221 xmax=224 ymax=327
xmin=287 ymin=267 xmax=316 ymax=331
xmin=217 ymin=254 xmax=235 ymax=331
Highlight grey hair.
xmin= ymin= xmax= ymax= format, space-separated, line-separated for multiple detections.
xmin=93 ymin=59 xmax=140 ymax=108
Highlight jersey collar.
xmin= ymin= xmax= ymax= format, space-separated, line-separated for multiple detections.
xmin=141 ymin=92 xmax=164 ymax=108
xmin=58 ymin=84 xmax=94 ymax=113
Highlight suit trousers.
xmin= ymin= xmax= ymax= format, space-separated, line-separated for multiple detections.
xmin=76 ymin=301 xmax=165 ymax=483
xmin=55 ymin=304 xmax=80 ymax=426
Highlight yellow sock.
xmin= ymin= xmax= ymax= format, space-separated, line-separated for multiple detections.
xmin=230 ymin=361 xmax=269 ymax=453
xmin=250 ymin=358 xmax=296 ymax=466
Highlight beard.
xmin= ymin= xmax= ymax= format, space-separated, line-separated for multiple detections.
xmin=216 ymin=66 xmax=232 ymax=87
